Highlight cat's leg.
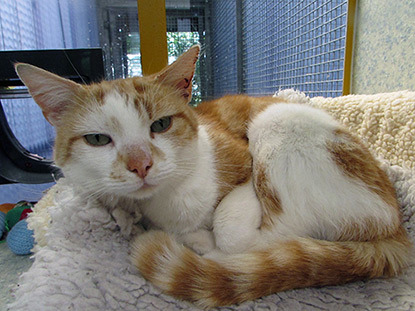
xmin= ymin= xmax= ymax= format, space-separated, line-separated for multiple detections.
xmin=112 ymin=206 xmax=135 ymax=237
xmin=213 ymin=180 xmax=263 ymax=254
xmin=111 ymin=203 xmax=144 ymax=238
xmin=177 ymin=229 xmax=216 ymax=255
xmin=247 ymin=103 xmax=326 ymax=237
xmin=129 ymin=210 xmax=146 ymax=237
xmin=176 ymin=180 xmax=262 ymax=255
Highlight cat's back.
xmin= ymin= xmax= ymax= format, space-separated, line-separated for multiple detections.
xmin=195 ymin=95 xmax=283 ymax=139
xmin=247 ymin=103 xmax=401 ymax=240
xmin=248 ymin=103 xmax=340 ymax=154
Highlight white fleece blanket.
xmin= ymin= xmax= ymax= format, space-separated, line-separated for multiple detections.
xmin=8 ymin=162 xmax=415 ymax=311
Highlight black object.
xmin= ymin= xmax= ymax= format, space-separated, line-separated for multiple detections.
xmin=0 ymin=48 xmax=105 ymax=184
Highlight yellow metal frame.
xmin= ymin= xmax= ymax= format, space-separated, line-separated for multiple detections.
xmin=342 ymin=0 xmax=357 ymax=95
xmin=137 ymin=0 xmax=168 ymax=75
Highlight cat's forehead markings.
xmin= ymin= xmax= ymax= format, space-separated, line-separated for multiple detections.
xmin=103 ymin=90 xmax=124 ymax=107
xmin=100 ymin=90 xmax=150 ymax=137
xmin=103 ymin=80 xmax=153 ymax=120
xmin=108 ymin=116 xmax=121 ymax=132
xmin=141 ymin=96 xmax=154 ymax=120
xmin=133 ymin=94 xmax=153 ymax=120
xmin=103 ymin=91 xmax=137 ymax=118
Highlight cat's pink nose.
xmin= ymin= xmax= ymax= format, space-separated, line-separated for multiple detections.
xmin=127 ymin=156 xmax=153 ymax=179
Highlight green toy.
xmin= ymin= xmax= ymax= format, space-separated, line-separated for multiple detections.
xmin=5 ymin=201 xmax=34 ymax=231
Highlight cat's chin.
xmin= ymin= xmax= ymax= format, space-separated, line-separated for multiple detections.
xmin=128 ymin=183 xmax=159 ymax=200
xmin=140 ymin=182 xmax=154 ymax=190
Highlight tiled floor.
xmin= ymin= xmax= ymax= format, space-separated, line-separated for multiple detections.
xmin=0 ymin=243 xmax=33 ymax=310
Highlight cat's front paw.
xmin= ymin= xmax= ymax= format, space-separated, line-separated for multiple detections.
xmin=179 ymin=229 xmax=216 ymax=255
xmin=112 ymin=207 xmax=142 ymax=238
xmin=130 ymin=223 xmax=146 ymax=238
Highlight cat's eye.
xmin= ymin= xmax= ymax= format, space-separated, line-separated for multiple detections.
xmin=84 ymin=134 xmax=112 ymax=146
xmin=150 ymin=116 xmax=172 ymax=133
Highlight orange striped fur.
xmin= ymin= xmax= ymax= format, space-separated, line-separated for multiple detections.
xmin=132 ymin=227 xmax=410 ymax=308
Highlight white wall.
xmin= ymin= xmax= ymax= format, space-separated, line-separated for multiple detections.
xmin=352 ymin=0 xmax=415 ymax=94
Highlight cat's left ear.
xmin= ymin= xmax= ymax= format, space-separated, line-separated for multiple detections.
xmin=155 ymin=44 xmax=200 ymax=102
xmin=15 ymin=63 xmax=82 ymax=126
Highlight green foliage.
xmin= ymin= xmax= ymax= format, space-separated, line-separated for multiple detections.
xmin=167 ymin=32 xmax=200 ymax=57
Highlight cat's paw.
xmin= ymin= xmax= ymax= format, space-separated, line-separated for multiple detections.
xmin=179 ymin=229 xmax=216 ymax=255
xmin=130 ymin=223 xmax=146 ymax=238
xmin=112 ymin=207 xmax=142 ymax=238
xmin=203 ymin=248 xmax=226 ymax=261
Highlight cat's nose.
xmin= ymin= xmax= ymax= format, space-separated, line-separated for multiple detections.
xmin=127 ymin=155 xmax=153 ymax=179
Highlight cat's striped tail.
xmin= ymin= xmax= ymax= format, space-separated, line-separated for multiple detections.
xmin=130 ymin=229 xmax=411 ymax=308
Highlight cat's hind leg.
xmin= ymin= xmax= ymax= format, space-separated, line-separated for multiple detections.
xmin=178 ymin=229 xmax=216 ymax=255
xmin=213 ymin=180 xmax=263 ymax=254
xmin=177 ymin=180 xmax=262 ymax=256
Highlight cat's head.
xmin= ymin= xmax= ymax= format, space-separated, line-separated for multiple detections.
xmin=15 ymin=45 xmax=200 ymax=200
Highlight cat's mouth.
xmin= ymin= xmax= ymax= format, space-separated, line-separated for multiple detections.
xmin=124 ymin=180 xmax=158 ymax=200
xmin=140 ymin=182 xmax=155 ymax=190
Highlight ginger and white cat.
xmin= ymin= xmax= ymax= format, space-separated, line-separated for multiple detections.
xmin=16 ymin=45 xmax=411 ymax=308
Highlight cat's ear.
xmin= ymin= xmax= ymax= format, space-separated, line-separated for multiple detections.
xmin=15 ymin=63 xmax=82 ymax=126
xmin=155 ymin=44 xmax=200 ymax=102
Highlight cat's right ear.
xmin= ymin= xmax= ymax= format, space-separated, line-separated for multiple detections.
xmin=154 ymin=44 xmax=200 ymax=102
xmin=15 ymin=63 xmax=81 ymax=126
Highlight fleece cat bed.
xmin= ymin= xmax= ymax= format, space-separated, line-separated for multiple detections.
xmin=9 ymin=91 xmax=415 ymax=310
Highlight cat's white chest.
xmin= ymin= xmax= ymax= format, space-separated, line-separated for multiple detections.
xmin=141 ymin=126 xmax=218 ymax=234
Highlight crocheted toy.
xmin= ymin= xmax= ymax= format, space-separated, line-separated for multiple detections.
xmin=0 ymin=201 xmax=35 ymax=255
xmin=7 ymin=219 xmax=35 ymax=255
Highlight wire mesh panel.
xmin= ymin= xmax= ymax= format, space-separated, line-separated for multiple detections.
xmin=210 ymin=0 xmax=238 ymax=97
xmin=242 ymin=0 xmax=348 ymax=97
xmin=165 ymin=0 xmax=206 ymax=104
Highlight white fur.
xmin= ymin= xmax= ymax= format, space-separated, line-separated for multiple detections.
xmin=208 ymin=103 xmax=398 ymax=255
xmin=179 ymin=229 xmax=216 ymax=255
xmin=213 ymin=180 xmax=262 ymax=253
xmin=249 ymin=104 xmax=396 ymax=240
xmin=139 ymin=125 xmax=218 ymax=235
xmin=64 ymin=91 xmax=158 ymax=199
